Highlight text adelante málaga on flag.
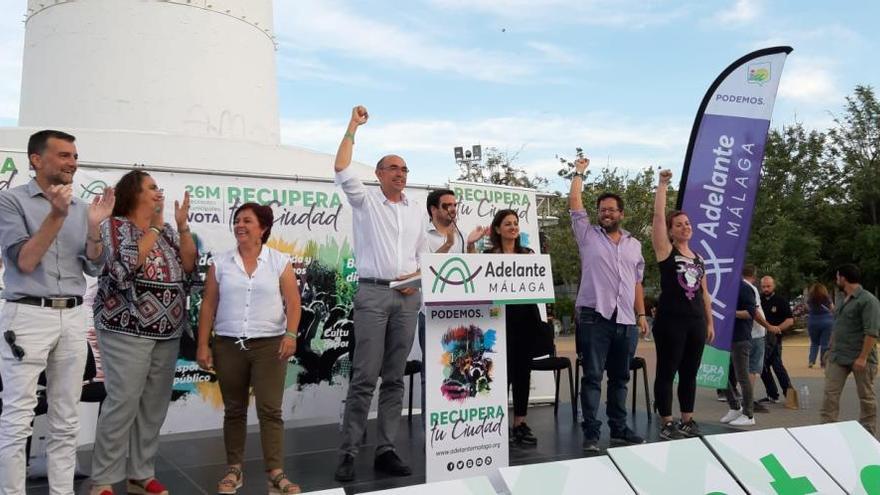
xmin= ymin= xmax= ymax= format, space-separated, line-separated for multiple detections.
xmin=676 ymin=46 xmax=793 ymax=388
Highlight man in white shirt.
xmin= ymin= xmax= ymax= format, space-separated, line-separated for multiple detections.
xmin=416 ymin=190 xmax=485 ymax=416
xmin=334 ymin=106 xmax=428 ymax=482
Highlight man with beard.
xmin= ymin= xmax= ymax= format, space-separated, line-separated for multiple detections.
xmin=569 ymin=156 xmax=648 ymax=452
xmin=820 ymin=264 xmax=880 ymax=435
xmin=417 ymin=189 xmax=486 ymax=418
xmin=758 ymin=275 xmax=794 ymax=404
xmin=0 ymin=130 xmax=114 ymax=494
xmin=333 ymin=106 xmax=428 ymax=482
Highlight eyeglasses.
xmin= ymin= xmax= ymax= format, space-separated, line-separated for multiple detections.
xmin=598 ymin=208 xmax=621 ymax=214
xmin=4 ymin=331 xmax=25 ymax=361
xmin=381 ymin=165 xmax=410 ymax=174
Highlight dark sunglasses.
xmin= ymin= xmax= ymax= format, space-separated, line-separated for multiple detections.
xmin=4 ymin=330 xmax=25 ymax=361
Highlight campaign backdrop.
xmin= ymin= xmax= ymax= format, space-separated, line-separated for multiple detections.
xmin=0 ymin=153 xmax=428 ymax=436
xmin=675 ymin=47 xmax=791 ymax=388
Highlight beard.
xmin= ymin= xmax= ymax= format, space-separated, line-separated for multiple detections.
xmin=600 ymin=219 xmax=620 ymax=233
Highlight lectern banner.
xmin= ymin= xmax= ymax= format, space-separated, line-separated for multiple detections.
xmin=424 ymin=304 xmax=508 ymax=482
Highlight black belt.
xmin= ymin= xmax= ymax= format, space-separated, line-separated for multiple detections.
xmin=358 ymin=277 xmax=392 ymax=286
xmin=12 ymin=296 xmax=83 ymax=309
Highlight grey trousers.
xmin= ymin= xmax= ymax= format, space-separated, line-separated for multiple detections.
xmin=91 ymin=331 xmax=179 ymax=485
xmin=724 ymin=340 xmax=754 ymax=417
xmin=340 ymin=283 xmax=419 ymax=457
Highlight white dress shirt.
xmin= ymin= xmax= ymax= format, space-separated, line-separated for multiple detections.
xmin=335 ymin=167 xmax=427 ymax=279
xmin=426 ymin=221 xmax=465 ymax=254
xmin=213 ymin=246 xmax=290 ymax=339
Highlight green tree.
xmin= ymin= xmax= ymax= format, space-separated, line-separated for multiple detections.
xmin=828 ymin=85 xmax=880 ymax=292
xmin=746 ymin=124 xmax=834 ymax=295
xmin=456 ymin=147 xmax=548 ymax=189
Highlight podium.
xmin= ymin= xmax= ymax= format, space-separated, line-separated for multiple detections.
xmin=419 ymin=253 xmax=555 ymax=482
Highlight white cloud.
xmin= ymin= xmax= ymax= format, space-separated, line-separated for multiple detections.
xmin=280 ymin=112 xmax=690 ymax=187
xmin=525 ymin=42 xmax=579 ymax=66
xmin=713 ymin=0 xmax=762 ymax=24
xmin=778 ymin=57 xmax=840 ymax=104
xmin=427 ymin=0 xmax=687 ymax=29
xmin=273 ymin=1 xmax=537 ymax=83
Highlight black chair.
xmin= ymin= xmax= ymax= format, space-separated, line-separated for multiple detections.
xmin=530 ymin=322 xmax=576 ymax=421
xmin=574 ymin=355 xmax=652 ymax=418
xmin=629 ymin=356 xmax=651 ymax=417
xmin=404 ymin=359 xmax=422 ymax=421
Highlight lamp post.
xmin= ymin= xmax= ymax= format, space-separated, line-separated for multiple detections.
xmin=453 ymin=145 xmax=482 ymax=181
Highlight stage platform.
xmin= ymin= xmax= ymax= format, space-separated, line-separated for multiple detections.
xmin=25 ymin=403 xmax=738 ymax=494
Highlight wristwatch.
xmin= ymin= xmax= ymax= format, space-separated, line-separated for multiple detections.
xmin=572 ymin=172 xmax=586 ymax=180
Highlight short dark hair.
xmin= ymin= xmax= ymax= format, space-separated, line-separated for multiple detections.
xmin=596 ymin=192 xmax=624 ymax=211
xmin=27 ymin=130 xmax=75 ymax=167
xmin=234 ymin=202 xmax=274 ymax=244
xmin=836 ymin=263 xmax=861 ymax=284
xmin=426 ymin=188 xmax=455 ymax=217
xmin=742 ymin=264 xmax=757 ymax=278
xmin=112 ymin=170 xmax=151 ymax=218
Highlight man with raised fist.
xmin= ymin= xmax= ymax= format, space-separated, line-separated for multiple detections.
xmin=332 ymin=107 xmax=427 ymax=482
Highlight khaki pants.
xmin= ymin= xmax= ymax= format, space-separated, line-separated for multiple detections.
xmin=0 ymin=303 xmax=87 ymax=495
xmin=213 ymin=336 xmax=287 ymax=470
xmin=820 ymin=359 xmax=878 ymax=436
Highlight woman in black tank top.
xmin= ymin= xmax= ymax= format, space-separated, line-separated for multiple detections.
xmin=485 ymin=209 xmax=542 ymax=446
xmin=650 ymin=170 xmax=715 ymax=441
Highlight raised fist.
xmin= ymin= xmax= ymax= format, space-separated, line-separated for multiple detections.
xmin=659 ymin=169 xmax=673 ymax=184
xmin=575 ymin=157 xmax=590 ymax=173
xmin=351 ymin=106 xmax=369 ymax=126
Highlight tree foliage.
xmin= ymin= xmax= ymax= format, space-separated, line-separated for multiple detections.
xmin=455 ymin=146 xmax=548 ymax=189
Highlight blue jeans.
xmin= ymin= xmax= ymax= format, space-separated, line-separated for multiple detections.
xmin=578 ymin=307 xmax=638 ymax=440
xmin=808 ymin=313 xmax=833 ymax=366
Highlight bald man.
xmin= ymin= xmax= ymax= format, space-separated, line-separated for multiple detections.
xmin=758 ymin=276 xmax=794 ymax=404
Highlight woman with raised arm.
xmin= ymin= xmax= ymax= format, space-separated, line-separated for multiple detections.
xmin=91 ymin=170 xmax=196 ymax=495
xmin=650 ymin=169 xmax=715 ymax=441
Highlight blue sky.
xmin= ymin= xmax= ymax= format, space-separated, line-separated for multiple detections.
xmin=2 ymin=0 xmax=878 ymax=191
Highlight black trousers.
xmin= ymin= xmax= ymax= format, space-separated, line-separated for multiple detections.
xmin=652 ymin=316 xmax=706 ymax=417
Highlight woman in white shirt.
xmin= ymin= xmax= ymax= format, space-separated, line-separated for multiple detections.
xmin=196 ymin=202 xmax=302 ymax=495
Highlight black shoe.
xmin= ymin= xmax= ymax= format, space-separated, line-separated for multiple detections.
xmin=678 ymin=419 xmax=702 ymax=438
xmin=582 ymin=438 xmax=601 ymax=453
xmin=334 ymin=454 xmax=356 ymax=482
xmin=511 ymin=423 xmax=538 ymax=446
xmin=758 ymin=396 xmax=780 ymax=404
xmin=374 ymin=450 xmax=412 ymax=477
xmin=753 ymin=401 xmax=770 ymax=413
xmin=610 ymin=428 xmax=646 ymax=446
xmin=659 ymin=421 xmax=685 ymax=440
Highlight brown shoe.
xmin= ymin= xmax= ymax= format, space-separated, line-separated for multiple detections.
xmin=268 ymin=472 xmax=301 ymax=494
xmin=217 ymin=466 xmax=243 ymax=495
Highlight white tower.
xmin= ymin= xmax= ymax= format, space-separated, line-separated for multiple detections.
xmin=19 ymin=0 xmax=280 ymax=144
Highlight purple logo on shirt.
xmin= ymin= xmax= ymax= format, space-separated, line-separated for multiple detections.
xmin=675 ymin=255 xmax=704 ymax=300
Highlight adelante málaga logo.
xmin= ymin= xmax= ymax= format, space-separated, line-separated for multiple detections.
xmin=430 ymin=256 xmax=483 ymax=294
xmin=80 ymin=180 xmax=109 ymax=200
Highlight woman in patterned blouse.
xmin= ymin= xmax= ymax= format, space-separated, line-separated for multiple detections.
xmin=90 ymin=170 xmax=196 ymax=495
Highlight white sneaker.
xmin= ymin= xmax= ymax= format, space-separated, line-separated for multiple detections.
xmin=730 ymin=415 xmax=756 ymax=426
xmin=720 ymin=409 xmax=743 ymax=424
